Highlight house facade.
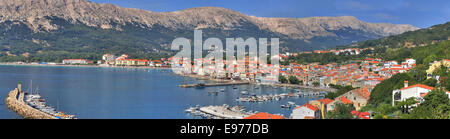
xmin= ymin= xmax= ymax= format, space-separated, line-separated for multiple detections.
xmin=62 ymin=59 xmax=88 ymax=65
xmin=392 ymin=81 xmax=450 ymax=106
xmin=291 ymin=103 xmax=320 ymax=119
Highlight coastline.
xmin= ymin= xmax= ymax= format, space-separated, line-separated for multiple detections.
xmin=1 ymin=62 xmax=336 ymax=92
xmin=0 ymin=62 xmax=172 ymax=70
xmin=178 ymin=73 xmax=336 ymax=92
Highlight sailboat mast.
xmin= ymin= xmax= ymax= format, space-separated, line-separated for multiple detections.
xmin=30 ymin=79 xmax=33 ymax=94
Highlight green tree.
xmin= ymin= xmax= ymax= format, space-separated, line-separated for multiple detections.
xmin=288 ymin=76 xmax=300 ymax=84
xmin=409 ymin=64 xmax=428 ymax=82
xmin=375 ymin=103 xmax=398 ymax=116
xmin=409 ymin=89 xmax=450 ymax=119
xmin=445 ymin=77 xmax=450 ymax=90
xmin=396 ymin=98 xmax=418 ymax=114
xmin=421 ymin=89 xmax=450 ymax=108
xmin=369 ymin=73 xmax=415 ymax=106
xmin=326 ymin=103 xmax=356 ymax=119
xmin=312 ymin=82 xmax=320 ymax=87
xmin=279 ymin=75 xmax=288 ymax=84
xmin=423 ymin=54 xmax=438 ymax=65
xmin=422 ymin=78 xmax=438 ymax=87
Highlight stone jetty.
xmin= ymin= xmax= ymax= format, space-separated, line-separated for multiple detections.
xmin=179 ymin=81 xmax=250 ymax=88
xmin=4 ymin=84 xmax=57 ymax=119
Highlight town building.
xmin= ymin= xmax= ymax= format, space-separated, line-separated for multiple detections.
xmin=244 ymin=112 xmax=286 ymax=119
xmin=309 ymin=98 xmax=333 ymax=118
xmin=115 ymin=59 xmax=149 ymax=66
xmin=392 ymin=81 xmax=450 ymax=106
xmin=291 ymin=103 xmax=320 ymax=119
xmin=426 ymin=59 xmax=450 ymax=79
xmin=62 ymin=59 xmax=88 ymax=65
xmin=102 ymin=54 xmax=116 ymax=65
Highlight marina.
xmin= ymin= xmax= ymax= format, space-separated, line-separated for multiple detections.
xmin=236 ymin=91 xmax=326 ymax=103
xmin=179 ymin=81 xmax=250 ymax=88
xmin=24 ymin=93 xmax=75 ymax=119
xmin=4 ymin=83 xmax=75 ymax=119
xmin=185 ymin=104 xmax=259 ymax=119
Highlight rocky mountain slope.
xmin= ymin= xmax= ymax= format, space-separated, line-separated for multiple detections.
xmin=0 ymin=0 xmax=419 ymax=61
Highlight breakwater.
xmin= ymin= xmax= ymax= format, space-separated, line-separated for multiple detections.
xmin=4 ymin=85 xmax=57 ymax=119
xmin=179 ymin=81 xmax=250 ymax=88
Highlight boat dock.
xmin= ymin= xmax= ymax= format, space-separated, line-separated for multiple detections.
xmin=5 ymin=84 xmax=57 ymax=119
xmin=186 ymin=105 xmax=253 ymax=119
xmin=4 ymin=83 xmax=75 ymax=119
xmin=179 ymin=81 xmax=250 ymax=88
xmin=271 ymin=83 xmax=337 ymax=92
xmin=236 ymin=91 xmax=325 ymax=103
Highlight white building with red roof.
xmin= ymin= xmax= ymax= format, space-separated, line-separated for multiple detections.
xmin=291 ymin=103 xmax=320 ymax=119
xmin=62 ymin=59 xmax=88 ymax=65
xmin=392 ymin=81 xmax=450 ymax=106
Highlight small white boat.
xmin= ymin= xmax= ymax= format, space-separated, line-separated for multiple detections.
xmin=281 ymin=105 xmax=291 ymax=108
xmin=241 ymin=91 xmax=249 ymax=95
xmin=287 ymin=101 xmax=296 ymax=106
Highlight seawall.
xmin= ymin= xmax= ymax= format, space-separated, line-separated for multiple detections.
xmin=4 ymin=88 xmax=57 ymax=119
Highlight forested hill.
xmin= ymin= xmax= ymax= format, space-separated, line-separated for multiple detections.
xmin=347 ymin=22 xmax=450 ymax=49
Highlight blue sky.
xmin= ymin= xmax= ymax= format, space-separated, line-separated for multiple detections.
xmin=91 ymin=0 xmax=449 ymax=28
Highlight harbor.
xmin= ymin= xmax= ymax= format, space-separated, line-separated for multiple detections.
xmin=185 ymin=104 xmax=257 ymax=119
xmin=4 ymin=83 xmax=75 ymax=119
xmin=179 ymin=81 xmax=250 ymax=88
xmin=0 ymin=65 xmax=325 ymax=119
xmin=236 ymin=91 xmax=326 ymax=103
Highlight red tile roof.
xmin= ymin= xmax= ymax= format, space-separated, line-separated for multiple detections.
xmin=317 ymin=98 xmax=333 ymax=104
xmin=244 ymin=112 xmax=286 ymax=119
xmin=401 ymin=84 xmax=435 ymax=91
xmin=351 ymin=111 xmax=370 ymax=119
xmin=420 ymin=93 xmax=429 ymax=98
xmin=294 ymin=103 xmax=319 ymax=111
xmin=339 ymin=96 xmax=352 ymax=104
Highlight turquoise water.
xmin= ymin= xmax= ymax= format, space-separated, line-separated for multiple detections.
xmin=0 ymin=65 xmax=323 ymax=119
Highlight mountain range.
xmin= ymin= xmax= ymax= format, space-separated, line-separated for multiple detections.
xmin=0 ymin=0 xmax=419 ymax=61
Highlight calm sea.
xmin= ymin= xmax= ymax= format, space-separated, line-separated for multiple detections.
xmin=0 ymin=65 xmax=323 ymax=119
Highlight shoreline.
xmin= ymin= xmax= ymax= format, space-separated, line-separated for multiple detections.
xmin=0 ymin=62 xmax=172 ymax=70
xmin=1 ymin=62 xmax=336 ymax=92
xmin=179 ymin=73 xmax=336 ymax=92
